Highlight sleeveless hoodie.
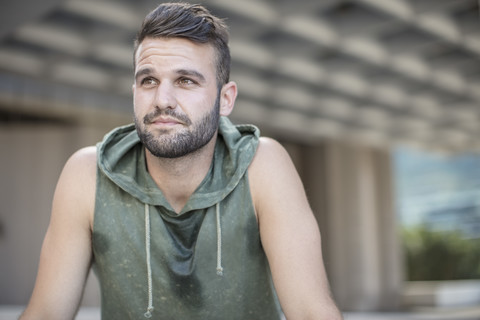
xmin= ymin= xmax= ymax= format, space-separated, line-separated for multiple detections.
xmin=93 ymin=117 xmax=282 ymax=319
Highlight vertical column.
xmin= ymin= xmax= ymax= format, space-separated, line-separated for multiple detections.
xmin=299 ymin=141 xmax=403 ymax=311
xmin=374 ymin=150 xmax=404 ymax=310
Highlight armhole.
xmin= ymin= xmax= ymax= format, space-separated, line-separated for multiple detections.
xmin=247 ymin=138 xmax=263 ymax=226
xmin=91 ymin=164 xmax=100 ymax=233
xmin=91 ymin=146 xmax=101 ymax=240
xmin=245 ymin=169 xmax=259 ymax=225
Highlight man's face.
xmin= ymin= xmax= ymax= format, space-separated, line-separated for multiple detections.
xmin=133 ymin=37 xmax=221 ymax=158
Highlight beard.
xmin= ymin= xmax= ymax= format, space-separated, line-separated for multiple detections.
xmin=134 ymin=94 xmax=220 ymax=159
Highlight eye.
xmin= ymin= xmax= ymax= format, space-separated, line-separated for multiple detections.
xmin=141 ymin=77 xmax=158 ymax=88
xmin=177 ymin=77 xmax=196 ymax=86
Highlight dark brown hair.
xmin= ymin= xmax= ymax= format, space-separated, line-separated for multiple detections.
xmin=134 ymin=2 xmax=231 ymax=87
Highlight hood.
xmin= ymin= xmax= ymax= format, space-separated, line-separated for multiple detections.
xmin=97 ymin=116 xmax=260 ymax=214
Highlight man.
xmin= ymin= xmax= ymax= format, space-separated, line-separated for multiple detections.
xmin=21 ymin=3 xmax=342 ymax=319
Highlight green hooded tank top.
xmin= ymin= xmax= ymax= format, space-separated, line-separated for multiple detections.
xmin=93 ymin=117 xmax=282 ymax=319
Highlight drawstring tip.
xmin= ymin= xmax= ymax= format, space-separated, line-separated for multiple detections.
xmin=216 ymin=267 xmax=224 ymax=276
xmin=144 ymin=307 xmax=154 ymax=318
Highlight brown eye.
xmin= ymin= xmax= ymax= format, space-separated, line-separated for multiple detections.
xmin=141 ymin=77 xmax=158 ymax=87
xmin=178 ymin=78 xmax=195 ymax=86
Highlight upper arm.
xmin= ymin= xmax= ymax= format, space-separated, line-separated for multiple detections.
xmin=249 ymin=138 xmax=342 ymax=320
xmin=21 ymin=146 xmax=97 ymax=320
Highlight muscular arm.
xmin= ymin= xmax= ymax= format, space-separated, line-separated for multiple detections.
xmin=20 ymin=147 xmax=97 ymax=320
xmin=249 ymin=138 xmax=342 ymax=320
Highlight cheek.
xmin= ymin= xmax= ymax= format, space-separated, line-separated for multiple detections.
xmin=133 ymin=90 xmax=153 ymax=112
xmin=132 ymin=96 xmax=141 ymax=115
xmin=188 ymin=97 xmax=215 ymax=119
xmin=192 ymin=91 xmax=217 ymax=110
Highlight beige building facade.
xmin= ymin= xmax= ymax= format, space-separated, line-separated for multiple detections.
xmin=1 ymin=0 xmax=479 ymax=314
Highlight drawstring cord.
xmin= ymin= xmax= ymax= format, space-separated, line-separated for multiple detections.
xmin=215 ymin=202 xmax=224 ymax=276
xmin=144 ymin=204 xmax=154 ymax=318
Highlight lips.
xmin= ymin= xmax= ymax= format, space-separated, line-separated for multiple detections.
xmin=143 ymin=109 xmax=191 ymax=126
xmin=150 ymin=117 xmax=183 ymax=125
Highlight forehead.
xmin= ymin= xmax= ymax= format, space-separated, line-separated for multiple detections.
xmin=135 ymin=37 xmax=216 ymax=73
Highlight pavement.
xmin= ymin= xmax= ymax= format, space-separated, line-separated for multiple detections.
xmin=2 ymin=305 xmax=480 ymax=320
xmin=344 ymin=306 xmax=480 ymax=320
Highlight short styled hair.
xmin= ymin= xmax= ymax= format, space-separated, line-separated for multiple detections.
xmin=134 ymin=2 xmax=231 ymax=87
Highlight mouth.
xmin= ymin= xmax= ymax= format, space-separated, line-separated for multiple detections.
xmin=146 ymin=116 xmax=185 ymax=127
xmin=142 ymin=108 xmax=191 ymax=128
xmin=152 ymin=117 xmax=181 ymax=125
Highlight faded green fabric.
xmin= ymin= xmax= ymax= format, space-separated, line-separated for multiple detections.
xmin=92 ymin=117 xmax=282 ymax=319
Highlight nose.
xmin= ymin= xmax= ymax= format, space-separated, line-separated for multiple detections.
xmin=154 ymin=81 xmax=177 ymax=110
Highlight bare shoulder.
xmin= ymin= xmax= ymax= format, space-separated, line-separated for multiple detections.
xmin=61 ymin=146 xmax=97 ymax=184
xmin=249 ymin=137 xmax=293 ymax=175
xmin=65 ymin=146 xmax=97 ymax=169
xmin=53 ymin=146 xmax=97 ymax=228
xmin=249 ymin=137 xmax=305 ymax=214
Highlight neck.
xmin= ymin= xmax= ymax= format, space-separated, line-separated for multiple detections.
xmin=145 ymin=135 xmax=217 ymax=213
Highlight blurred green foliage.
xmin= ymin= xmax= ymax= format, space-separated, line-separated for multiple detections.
xmin=402 ymin=226 xmax=480 ymax=281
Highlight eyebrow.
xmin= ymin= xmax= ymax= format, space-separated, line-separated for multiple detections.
xmin=134 ymin=68 xmax=207 ymax=83
xmin=134 ymin=67 xmax=152 ymax=82
xmin=176 ymin=69 xmax=206 ymax=83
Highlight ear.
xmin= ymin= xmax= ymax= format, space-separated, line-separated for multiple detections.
xmin=219 ymin=81 xmax=237 ymax=117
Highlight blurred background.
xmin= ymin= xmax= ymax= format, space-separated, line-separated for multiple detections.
xmin=1 ymin=0 xmax=480 ymax=319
